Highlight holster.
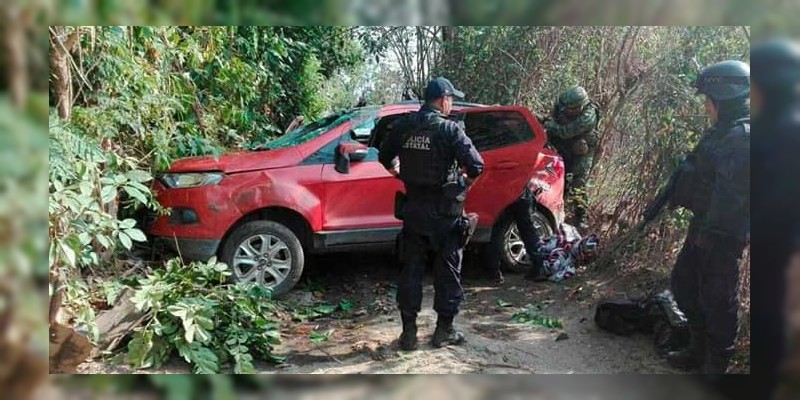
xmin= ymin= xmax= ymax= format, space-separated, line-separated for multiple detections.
xmin=440 ymin=178 xmax=468 ymax=217
xmin=455 ymin=213 xmax=479 ymax=248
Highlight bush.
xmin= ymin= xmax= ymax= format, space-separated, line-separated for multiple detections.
xmin=49 ymin=118 xmax=158 ymax=339
xmin=127 ymin=257 xmax=283 ymax=374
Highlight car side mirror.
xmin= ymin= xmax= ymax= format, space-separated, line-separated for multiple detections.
xmin=335 ymin=142 xmax=369 ymax=174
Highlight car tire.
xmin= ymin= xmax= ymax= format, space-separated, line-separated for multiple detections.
xmin=220 ymin=221 xmax=304 ymax=298
xmin=492 ymin=210 xmax=555 ymax=273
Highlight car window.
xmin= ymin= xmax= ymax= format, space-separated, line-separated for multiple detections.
xmin=463 ymin=111 xmax=535 ymax=152
xmin=351 ymin=118 xmax=375 ymax=145
xmin=301 ymin=110 xmax=381 ymax=165
xmin=368 ymin=112 xmax=412 ymax=151
xmin=258 ymin=113 xmax=349 ymax=150
xmin=254 ymin=107 xmax=380 ymax=151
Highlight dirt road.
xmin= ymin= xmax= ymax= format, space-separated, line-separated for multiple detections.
xmin=264 ymin=252 xmax=676 ymax=374
xmin=81 ymin=251 xmax=680 ymax=375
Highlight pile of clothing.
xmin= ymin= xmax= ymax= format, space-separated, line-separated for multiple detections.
xmin=537 ymin=224 xmax=600 ymax=282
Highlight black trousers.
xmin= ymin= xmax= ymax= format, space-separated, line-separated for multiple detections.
xmin=397 ymin=199 xmax=463 ymax=317
xmin=671 ymin=224 xmax=746 ymax=361
xmin=485 ymin=194 xmax=543 ymax=275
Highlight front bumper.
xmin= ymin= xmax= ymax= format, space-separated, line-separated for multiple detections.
xmin=156 ymin=237 xmax=221 ymax=261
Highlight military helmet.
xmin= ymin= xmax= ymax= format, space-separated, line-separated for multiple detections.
xmin=558 ymin=86 xmax=590 ymax=108
xmin=693 ymin=60 xmax=750 ymax=101
xmin=751 ymin=38 xmax=800 ymax=90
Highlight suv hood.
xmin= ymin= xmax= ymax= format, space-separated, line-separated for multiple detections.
xmin=168 ymin=146 xmax=302 ymax=174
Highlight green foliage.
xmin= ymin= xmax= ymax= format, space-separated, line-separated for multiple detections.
xmin=290 ymin=302 xmax=339 ymax=322
xmin=63 ymin=26 xmax=363 ymax=171
xmin=496 ymin=299 xmax=513 ymax=308
xmin=49 ymin=117 xmax=157 ymax=338
xmin=511 ymin=304 xmax=563 ymax=329
xmin=309 ymin=329 xmax=334 ymax=345
xmin=338 ymin=299 xmax=353 ymax=312
xmin=127 ymin=257 xmax=283 ymax=374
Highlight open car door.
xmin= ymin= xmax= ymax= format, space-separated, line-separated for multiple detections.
xmin=455 ymin=105 xmax=547 ymax=227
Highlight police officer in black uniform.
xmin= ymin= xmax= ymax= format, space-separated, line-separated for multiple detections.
xmin=379 ymin=77 xmax=484 ymax=350
xmin=662 ymin=60 xmax=750 ymax=374
xmin=751 ymin=38 xmax=800 ymax=397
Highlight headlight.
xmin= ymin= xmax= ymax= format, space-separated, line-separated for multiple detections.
xmin=161 ymin=172 xmax=224 ymax=188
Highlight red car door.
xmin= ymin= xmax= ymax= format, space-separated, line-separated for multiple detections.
xmin=459 ymin=106 xmax=546 ymax=227
xmin=319 ymin=118 xmax=403 ymax=231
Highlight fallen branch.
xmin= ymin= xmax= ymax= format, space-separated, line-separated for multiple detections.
xmin=473 ymin=362 xmax=537 ymax=373
xmin=312 ymin=342 xmax=344 ymax=365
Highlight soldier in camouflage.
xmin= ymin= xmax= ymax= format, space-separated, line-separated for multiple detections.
xmin=663 ymin=60 xmax=750 ymax=374
xmin=543 ymin=86 xmax=601 ymax=230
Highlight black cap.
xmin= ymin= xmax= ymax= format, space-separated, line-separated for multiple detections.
xmin=424 ymin=77 xmax=465 ymax=100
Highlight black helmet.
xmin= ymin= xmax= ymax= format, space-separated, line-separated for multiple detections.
xmin=693 ymin=60 xmax=750 ymax=101
xmin=751 ymin=38 xmax=800 ymax=91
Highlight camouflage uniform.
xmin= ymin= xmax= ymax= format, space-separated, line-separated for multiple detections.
xmin=543 ymin=86 xmax=600 ymax=228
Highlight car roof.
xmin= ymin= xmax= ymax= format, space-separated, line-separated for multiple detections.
xmin=342 ymin=100 xmax=489 ymax=115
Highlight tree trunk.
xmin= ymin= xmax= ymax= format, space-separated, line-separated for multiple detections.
xmin=440 ymin=26 xmax=457 ymax=71
xmin=1 ymin=6 xmax=29 ymax=109
xmin=49 ymin=27 xmax=78 ymax=121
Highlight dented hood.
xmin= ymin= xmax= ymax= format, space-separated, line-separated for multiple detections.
xmin=167 ymin=146 xmax=303 ymax=174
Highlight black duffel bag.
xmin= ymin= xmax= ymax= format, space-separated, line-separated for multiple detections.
xmin=594 ymin=290 xmax=690 ymax=355
xmin=594 ymin=296 xmax=651 ymax=336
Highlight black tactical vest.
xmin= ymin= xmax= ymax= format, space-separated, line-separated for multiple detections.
xmin=675 ymin=120 xmax=749 ymax=217
xmin=399 ymin=113 xmax=455 ymax=189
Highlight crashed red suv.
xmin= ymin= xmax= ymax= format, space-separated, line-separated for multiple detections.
xmin=147 ymin=101 xmax=565 ymax=296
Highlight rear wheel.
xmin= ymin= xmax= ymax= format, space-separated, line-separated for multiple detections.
xmin=220 ymin=221 xmax=304 ymax=298
xmin=492 ymin=210 xmax=554 ymax=273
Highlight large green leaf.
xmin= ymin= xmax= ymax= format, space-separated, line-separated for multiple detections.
xmin=125 ymin=228 xmax=147 ymax=242
xmin=101 ymin=185 xmax=117 ymax=203
xmin=177 ymin=341 xmax=219 ymax=374
xmin=58 ymin=241 xmax=76 ymax=267
xmin=125 ymin=169 xmax=153 ymax=183
xmin=127 ymin=330 xmax=155 ymax=369
xmin=119 ymin=218 xmax=137 ymax=229
xmin=118 ymin=231 xmax=133 ymax=250
xmin=124 ymin=185 xmax=149 ymax=205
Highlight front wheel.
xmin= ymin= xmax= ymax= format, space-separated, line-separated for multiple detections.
xmin=491 ymin=210 xmax=554 ymax=273
xmin=219 ymin=221 xmax=304 ymax=298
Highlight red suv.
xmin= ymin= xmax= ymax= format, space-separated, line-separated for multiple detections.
xmin=147 ymin=101 xmax=565 ymax=296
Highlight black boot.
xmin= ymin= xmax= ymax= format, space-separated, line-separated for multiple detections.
xmin=667 ymin=325 xmax=706 ymax=370
xmin=524 ymin=254 xmax=549 ymax=282
xmin=703 ymin=349 xmax=732 ymax=374
xmin=431 ymin=315 xmax=465 ymax=348
xmin=399 ymin=313 xmax=418 ymax=351
xmin=489 ymin=269 xmax=504 ymax=284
